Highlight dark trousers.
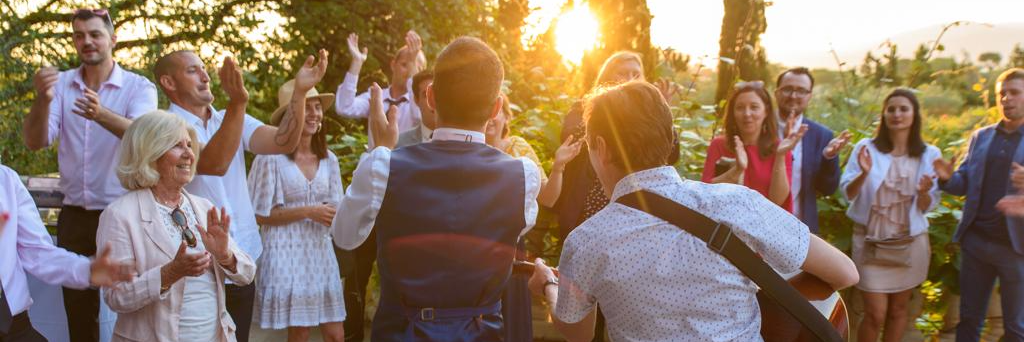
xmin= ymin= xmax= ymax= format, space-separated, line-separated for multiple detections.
xmin=56 ymin=206 xmax=101 ymax=342
xmin=0 ymin=313 xmax=47 ymax=342
xmin=501 ymin=270 xmax=533 ymax=342
xmin=956 ymin=231 xmax=1024 ymax=342
xmin=592 ymin=309 xmax=608 ymax=342
xmin=338 ymin=230 xmax=377 ymax=342
xmin=225 ymin=282 xmax=256 ymax=342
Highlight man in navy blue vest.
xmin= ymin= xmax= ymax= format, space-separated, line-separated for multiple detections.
xmin=332 ymin=37 xmax=541 ymax=342
xmin=936 ymin=68 xmax=1024 ymax=342
xmin=774 ymin=67 xmax=852 ymax=234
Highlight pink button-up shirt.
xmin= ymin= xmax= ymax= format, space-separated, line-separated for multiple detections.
xmin=0 ymin=164 xmax=92 ymax=317
xmin=45 ymin=64 xmax=158 ymax=209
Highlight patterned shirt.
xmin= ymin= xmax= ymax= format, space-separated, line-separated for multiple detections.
xmin=555 ymin=166 xmax=810 ymax=341
xmin=503 ymin=135 xmax=547 ymax=183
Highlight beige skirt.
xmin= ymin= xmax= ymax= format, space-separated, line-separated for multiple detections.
xmin=851 ymin=225 xmax=931 ymax=293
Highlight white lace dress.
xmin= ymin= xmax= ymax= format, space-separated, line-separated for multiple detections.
xmin=247 ymin=153 xmax=346 ymax=329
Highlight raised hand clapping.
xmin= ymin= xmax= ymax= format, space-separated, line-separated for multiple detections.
xmin=198 ymin=207 xmax=233 ymax=266
xmin=218 ymin=56 xmax=249 ymax=103
xmin=347 ymin=33 xmax=368 ymax=64
xmin=857 ymin=146 xmax=872 ymax=174
xmin=823 ymin=130 xmax=853 ymax=159
xmin=294 ymin=49 xmax=329 ymax=93
xmin=368 ymin=83 xmax=399 ymax=149
xmin=777 ymin=115 xmax=809 ymax=154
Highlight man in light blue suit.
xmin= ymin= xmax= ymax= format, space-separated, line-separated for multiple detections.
xmin=936 ymin=68 xmax=1024 ymax=342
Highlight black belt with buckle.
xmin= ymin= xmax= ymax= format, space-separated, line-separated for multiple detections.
xmin=402 ymin=301 xmax=501 ymax=322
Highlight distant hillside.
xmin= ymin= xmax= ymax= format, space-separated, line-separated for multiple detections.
xmin=775 ymin=22 xmax=1023 ymax=68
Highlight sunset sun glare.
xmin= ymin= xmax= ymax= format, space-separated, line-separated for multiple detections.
xmin=554 ymin=4 xmax=599 ymax=64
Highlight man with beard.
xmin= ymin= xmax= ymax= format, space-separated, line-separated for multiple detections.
xmin=152 ymin=49 xmax=329 ymax=342
xmin=21 ymin=9 xmax=158 ymax=342
xmin=774 ymin=67 xmax=852 ymax=234
xmin=936 ymin=68 xmax=1024 ymax=342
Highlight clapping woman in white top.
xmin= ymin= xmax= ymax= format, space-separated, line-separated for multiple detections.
xmin=840 ymin=88 xmax=941 ymax=342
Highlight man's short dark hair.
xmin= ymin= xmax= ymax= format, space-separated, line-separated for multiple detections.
xmin=72 ymin=9 xmax=114 ymax=35
xmin=412 ymin=70 xmax=434 ymax=103
xmin=776 ymin=67 xmax=815 ymax=90
xmin=432 ymin=37 xmax=504 ymax=127
xmin=153 ymin=50 xmax=193 ymax=92
xmin=997 ymin=67 xmax=1024 ymax=86
xmin=584 ymin=81 xmax=676 ymax=172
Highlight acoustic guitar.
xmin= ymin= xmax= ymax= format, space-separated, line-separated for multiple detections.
xmin=760 ymin=272 xmax=850 ymax=342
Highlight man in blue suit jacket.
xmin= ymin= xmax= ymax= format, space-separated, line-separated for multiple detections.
xmin=774 ymin=68 xmax=852 ymax=234
xmin=936 ymin=68 xmax=1024 ymax=342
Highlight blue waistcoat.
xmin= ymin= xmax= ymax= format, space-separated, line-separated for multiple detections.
xmin=370 ymin=141 xmax=526 ymax=342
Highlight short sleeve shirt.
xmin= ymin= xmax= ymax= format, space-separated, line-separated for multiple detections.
xmin=555 ymin=166 xmax=810 ymax=341
xmin=167 ymin=103 xmax=265 ymax=261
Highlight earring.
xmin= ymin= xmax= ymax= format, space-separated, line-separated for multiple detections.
xmin=316 ymin=123 xmax=323 ymax=133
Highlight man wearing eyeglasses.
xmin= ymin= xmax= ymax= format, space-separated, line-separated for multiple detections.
xmin=20 ymin=9 xmax=158 ymax=342
xmin=774 ymin=67 xmax=851 ymax=234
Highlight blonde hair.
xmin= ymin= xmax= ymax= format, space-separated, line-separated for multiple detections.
xmin=594 ymin=51 xmax=645 ymax=88
xmin=117 ymin=110 xmax=200 ymax=190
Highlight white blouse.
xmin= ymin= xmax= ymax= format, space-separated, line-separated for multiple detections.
xmin=154 ymin=196 xmax=219 ymax=341
xmin=840 ymin=139 xmax=942 ymax=236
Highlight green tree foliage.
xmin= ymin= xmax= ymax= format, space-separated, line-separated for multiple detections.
xmin=978 ymin=51 xmax=1002 ymax=68
xmin=580 ymin=0 xmax=655 ymax=91
xmin=714 ymin=0 xmax=769 ymax=107
xmin=1010 ymin=44 xmax=1024 ymax=67
xmin=0 ymin=0 xmax=285 ymax=173
xmin=0 ymin=0 xmax=525 ymax=175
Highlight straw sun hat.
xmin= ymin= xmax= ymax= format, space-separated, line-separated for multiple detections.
xmin=269 ymin=79 xmax=335 ymax=125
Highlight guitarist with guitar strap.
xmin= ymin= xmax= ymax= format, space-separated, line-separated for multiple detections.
xmin=527 ymin=81 xmax=859 ymax=341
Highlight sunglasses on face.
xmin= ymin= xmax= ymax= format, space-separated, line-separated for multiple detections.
xmin=735 ymin=80 xmax=765 ymax=90
xmin=169 ymin=207 xmax=197 ymax=248
xmin=73 ymin=8 xmax=114 ymax=26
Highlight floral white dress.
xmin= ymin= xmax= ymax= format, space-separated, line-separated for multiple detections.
xmin=247 ymin=152 xmax=346 ymax=329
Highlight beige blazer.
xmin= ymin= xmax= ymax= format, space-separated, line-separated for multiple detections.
xmin=96 ymin=189 xmax=256 ymax=342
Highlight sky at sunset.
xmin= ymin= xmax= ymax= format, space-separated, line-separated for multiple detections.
xmin=647 ymin=0 xmax=1024 ymax=67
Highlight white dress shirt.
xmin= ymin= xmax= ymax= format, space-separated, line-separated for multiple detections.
xmin=168 ymin=103 xmax=265 ymax=261
xmin=420 ymin=125 xmax=434 ymax=143
xmin=555 ymin=166 xmax=810 ymax=341
xmin=779 ymin=114 xmax=804 ymax=216
xmin=0 ymin=164 xmax=91 ymax=317
xmin=333 ymin=72 xmax=422 ymax=133
xmin=332 ymin=127 xmax=541 ymax=250
xmin=46 ymin=64 xmax=158 ymax=209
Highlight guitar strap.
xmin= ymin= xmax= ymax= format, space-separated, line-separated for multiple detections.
xmin=616 ymin=190 xmax=843 ymax=342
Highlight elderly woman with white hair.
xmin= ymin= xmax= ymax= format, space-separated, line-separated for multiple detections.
xmin=96 ymin=110 xmax=255 ymax=342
